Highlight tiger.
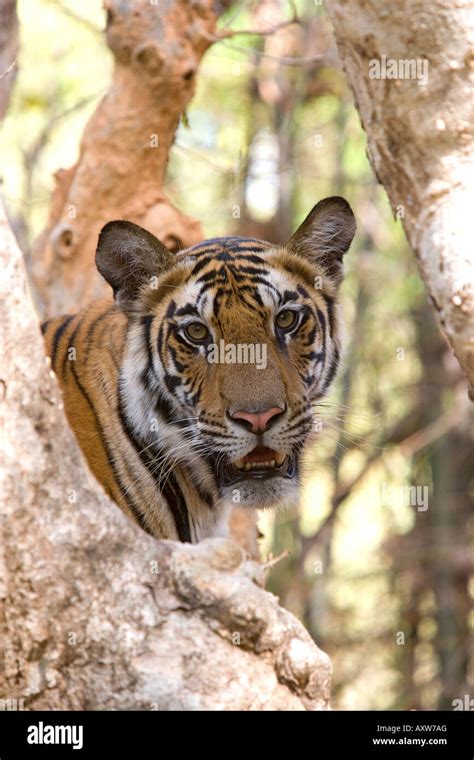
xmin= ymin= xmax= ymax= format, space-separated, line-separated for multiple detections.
xmin=42 ymin=196 xmax=356 ymax=543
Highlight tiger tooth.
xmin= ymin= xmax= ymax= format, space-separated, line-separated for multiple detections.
xmin=275 ymin=452 xmax=286 ymax=466
xmin=236 ymin=457 xmax=281 ymax=472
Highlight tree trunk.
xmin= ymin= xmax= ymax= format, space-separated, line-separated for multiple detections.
xmin=0 ymin=0 xmax=18 ymax=120
xmin=325 ymin=0 xmax=474 ymax=396
xmin=0 ymin=199 xmax=331 ymax=710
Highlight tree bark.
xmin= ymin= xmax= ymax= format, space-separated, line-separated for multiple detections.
xmin=31 ymin=0 xmax=225 ymax=317
xmin=0 ymin=0 xmax=18 ymax=120
xmin=0 ymin=199 xmax=331 ymax=710
xmin=325 ymin=0 xmax=474 ymax=396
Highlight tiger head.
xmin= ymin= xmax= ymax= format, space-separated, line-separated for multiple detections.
xmin=96 ymin=197 xmax=355 ymax=516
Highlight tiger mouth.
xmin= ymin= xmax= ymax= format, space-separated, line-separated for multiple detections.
xmin=217 ymin=446 xmax=296 ymax=487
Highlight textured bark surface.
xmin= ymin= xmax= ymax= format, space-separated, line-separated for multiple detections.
xmin=325 ymin=0 xmax=474 ymax=396
xmin=31 ymin=0 xmax=227 ymax=317
xmin=0 ymin=0 xmax=18 ymax=120
xmin=0 ymin=201 xmax=331 ymax=710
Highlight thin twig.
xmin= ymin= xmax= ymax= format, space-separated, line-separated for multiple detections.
xmin=262 ymin=549 xmax=290 ymax=570
xmin=203 ymin=33 xmax=326 ymax=66
xmin=45 ymin=0 xmax=102 ymax=35
xmin=0 ymin=60 xmax=17 ymax=80
xmin=22 ymin=92 xmax=99 ymax=175
xmin=213 ymin=1 xmax=299 ymax=40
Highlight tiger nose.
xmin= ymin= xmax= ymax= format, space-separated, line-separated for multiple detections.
xmin=230 ymin=406 xmax=285 ymax=433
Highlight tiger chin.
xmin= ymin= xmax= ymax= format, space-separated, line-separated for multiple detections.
xmin=42 ymin=197 xmax=356 ymax=544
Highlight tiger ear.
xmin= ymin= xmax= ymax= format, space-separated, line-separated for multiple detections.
xmin=96 ymin=220 xmax=176 ymax=310
xmin=286 ymin=197 xmax=356 ymax=288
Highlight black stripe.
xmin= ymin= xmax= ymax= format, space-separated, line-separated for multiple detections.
xmin=165 ymin=300 xmax=177 ymax=319
xmin=186 ymin=236 xmax=267 ymax=251
xmin=285 ymin=414 xmax=313 ymax=434
xmin=41 ymin=320 xmax=50 ymax=335
xmin=205 ymin=277 xmax=279 ymax=313
xmin=297 ymin=311 xmax=311 ymax=333
xmin=281 ymin=289 xmax=298 ymax=304
xmin=175 ymin=303 xmax=200 ymax=318
xmin=195 ymin=269 xmax=219 ymax=286
xmin=231 ymin=246 xmax=269 ymax=254
xmin=168 ymin=344 xmax=187 ymax=373
xmin=142 ymin=314 xmax=155 ymax=384
xmin=305 ymin=323 xmax=317 ymax=345
xmin=186 ymin=238 xmax=227 ymax=250
xmin=200 ymin=430 xmax=236 ymax=440
xmin=187 ymin=380 xmax=202 ymax=405
xmin=321 ymin=293 xmax=335 ymax=337
xmin=118 ymin=392 xmax=191 ymax=542
xmin=69 ymin=361 xmax=150 ymax=534
xmin=168 ymin=327 xmax=197 ymax=352
xmin=51 ymin=315 xmax=74 ymax=370
xmin=241 ymin=255 xmax=267 ymax=265
xmin=315 ymin=307 xmax=327 ymax=340
xmin=228 ymin=265 xmax=268 ymax=277
xmin=191 ymin=254 xmax=268 ymax=279
xmin=164 ymin=373 xmax=182 ymax=394
xmin=161 ymin=474 xmax=192 ymax=542
xmin=196 ymin=279 xmax=218 ymax=301
xmin=191 ymin=256 xmax=213 ymax=277
xmin=302 ymin=350 xmax=323 ymax=363
xmin=297 ymin=284 xmax=310 ymax=299
xmin=155 ymin=391 xmax=177 ymax=425
xmin=246 ymin=276 xmax=280 ymax=295
xmin=61 ymin=317 xmax=83 ymax=380
xmin=321 ymin=346 xmax=340 ymax=392
xmin=83 ymin=306 xmax=116 ymax=364
xmin=235 ymin=291 xmax=264 ymax=310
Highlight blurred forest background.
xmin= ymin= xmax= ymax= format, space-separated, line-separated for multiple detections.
xmin=1 ymin=0 xmax=472 ymax=710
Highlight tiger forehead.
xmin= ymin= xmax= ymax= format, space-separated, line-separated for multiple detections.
xmin=171 ymin=263 xmax=278 ymax=325
xmin=142 ymin=234 xmax=318 ymax=319
xmin=177 ymin=251 xmax=303 ymax=318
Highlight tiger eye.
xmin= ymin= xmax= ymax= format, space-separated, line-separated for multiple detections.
xmin=185 ymin=322 xmax=209 ymax=342
xmin=276 ymin=309 xmax=298 ymax=330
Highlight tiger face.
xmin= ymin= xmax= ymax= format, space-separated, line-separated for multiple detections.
xmin=96 ymin=197 xmax=355 ymax=523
